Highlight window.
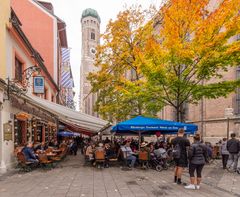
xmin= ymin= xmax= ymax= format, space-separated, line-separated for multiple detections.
xmin=44 ymin=88 xmax=48 ymax=100
xmin=15 ymin=57 xmax=23 ymax=82
xmin=91 ymin=32 xmax=95 ymax=40
xmin=236 ymin=66 xmax=240 ymax=114
xmin=51 ymin=95 xmax=54 ymax=102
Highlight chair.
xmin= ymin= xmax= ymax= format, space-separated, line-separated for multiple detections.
xmin=95 ymin=150 xmax=105 ymax=168
xmin=138 ymin=151 xmax=149 ymax=169
xmin=38 ymin=153 xmax=54 ymax=169
xmin=119 ymin=149 xmax=132 ymax=170
xmin=16 ymin=152 xmax=34 ymax=172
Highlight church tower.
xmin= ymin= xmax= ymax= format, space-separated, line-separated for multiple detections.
xmin=80 ymin=8 xmax=100 ymax=116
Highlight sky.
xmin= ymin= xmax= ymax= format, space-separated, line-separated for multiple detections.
xmin=46 ymin=0 xmax=162 ymax=108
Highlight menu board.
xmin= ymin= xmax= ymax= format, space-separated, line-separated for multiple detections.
xmin=4 ymin=123 xmax=13 ymax=141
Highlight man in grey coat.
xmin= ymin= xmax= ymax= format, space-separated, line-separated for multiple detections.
xmin=220 ymin=138 xmax=229 ymax=169
xmin=226 ymin=133 xmax=240 ymax=171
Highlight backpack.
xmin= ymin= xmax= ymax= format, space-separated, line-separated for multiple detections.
xmin=172 ymin=143 xmax=181 ymax=159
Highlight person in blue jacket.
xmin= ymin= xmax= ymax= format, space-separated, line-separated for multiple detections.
xmin=22 ymin=142 xmax=39 ymax=164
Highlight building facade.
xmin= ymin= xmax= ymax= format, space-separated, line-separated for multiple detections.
xmin=79 ymin=8 xmax=100 ymax=116
xmin=0 ymin=6 xmax=58 ymax=172
xmin=11 ymin=0 xmax=69 ymax=104
xmin=61 ymin=47 xmax=75 ymax=109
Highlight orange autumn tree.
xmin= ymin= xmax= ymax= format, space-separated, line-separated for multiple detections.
xmin=140 ymin=0 xmax=240 ymax=122
xmin=88 ymin=6 xmax=162 ymax=122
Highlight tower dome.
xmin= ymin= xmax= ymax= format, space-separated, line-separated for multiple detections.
xmin=81 ymin=8 xmax=101 ymax=23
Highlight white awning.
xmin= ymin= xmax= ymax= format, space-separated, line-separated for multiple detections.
xmin=24 ymin=94 xmax=109 ymax=133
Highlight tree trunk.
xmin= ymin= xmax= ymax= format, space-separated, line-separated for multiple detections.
xmin=179 ymin=104 xmax=185 ymax=122
xmin=175 ymin=104 xmax=185 ymax=122
xmin=138 ymin=102 xmax=142 ymax=115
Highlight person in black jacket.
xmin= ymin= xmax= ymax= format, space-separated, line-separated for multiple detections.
xmin=226 ymin=133 xmax=240 ymax=171
xmin=185 ymin=134 xmax=208 ymax=190
xmin=171 ymin=128 xmax=190 ymax=185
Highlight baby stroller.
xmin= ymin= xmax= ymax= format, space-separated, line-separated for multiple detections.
xmin=149 ymin=153 xmax=167 ymax=171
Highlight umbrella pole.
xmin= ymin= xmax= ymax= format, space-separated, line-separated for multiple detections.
xmin=138 ymin=131 xmax=141 ymax=151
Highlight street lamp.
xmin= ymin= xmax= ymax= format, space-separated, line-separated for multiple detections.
xmin=224 ymin=107 xmax=234 ymax=140
xmin=4 ymin=65 xmax=41 ymax=100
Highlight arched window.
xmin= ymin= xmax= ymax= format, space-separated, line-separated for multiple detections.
xmin=91 ymin=32 xmax=95 ymax=40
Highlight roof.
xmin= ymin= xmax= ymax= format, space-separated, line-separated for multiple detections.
xmin=57 ymin=20 xmax=68 ymax=48
xmin=81 ymin=8 xmax=101 ymax=23
xmin=37 ymin=1 xmax=54 ymax=14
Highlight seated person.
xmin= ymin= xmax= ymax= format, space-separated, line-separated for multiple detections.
xmin=22 ymin=142 xmax=39 ymax=164
xmin=104 ymin=137 xmax=111 ymax=144
xmin=48 ymin=139 xmax=59 ymax=148
xmin=48 ymin=140 xmax=54 ymax=147
xmin=105 ymin=144 xmax=117 ymax=168
xmin=154 ymin=144 xmax=167 ymax=159
xmin=120 ymin=141 xmax=136 ymax=168
xmin=85 ymin=143 xmax=95 ymax=161
xmin=35 ymin=142 xmax=48 ymax=152
xmin=95 ymin=143 xmax=105 ymax=151
xmin=52 ymin=140 xmax=59 ymax=149
xmin=69 ymin=140 xmax=78 ymax=156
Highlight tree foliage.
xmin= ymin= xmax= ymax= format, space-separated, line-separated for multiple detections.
xmin=139 ymin=0 xmax=240 ymax=121
xmin=88 ymin=6 xmax=162 ymax=122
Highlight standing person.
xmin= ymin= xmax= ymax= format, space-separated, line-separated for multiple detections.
xmin=185 ymin=134 xmax=208 ymax=190
xmin=220 ymin=138 xmax=229 ymax=169
xmin=171 ymin=128 xmax=190 ymax=185
xmin=226 ymin=133 xmax=240 ymax=171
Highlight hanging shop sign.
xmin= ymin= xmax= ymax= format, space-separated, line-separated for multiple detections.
xmin=33 ymin=76 xmax=44 ymax=94
xmin=3 ymin=123 xmax=13 ymax=141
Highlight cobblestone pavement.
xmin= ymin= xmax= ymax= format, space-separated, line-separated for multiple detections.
xmin=0 ymin=155 xmax=239 ymax=197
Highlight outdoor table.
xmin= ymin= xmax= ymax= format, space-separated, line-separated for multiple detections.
xmin=52 ymin=149 xmax=61 ymax=153
xmin=46 ymin=153 xmax=57 ymax=160
xmin=46 ymin=153 xmax=57 ymax=158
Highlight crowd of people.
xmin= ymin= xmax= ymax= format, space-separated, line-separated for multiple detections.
xmin=18 ymin=139 xmax=77 ymax=167
xmin=77 ymin=128 xmax=240 ymax=190
xmin=18 ymin=129 xmax=240 ymax=190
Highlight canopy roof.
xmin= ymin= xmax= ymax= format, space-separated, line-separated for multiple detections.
xmin=58 ymin=131 xmax=80 ymax=137
xmin=25 ymin=94 xmax=109 ymax=134
xmin=112 ymin=116 xmax=198 ymax=135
